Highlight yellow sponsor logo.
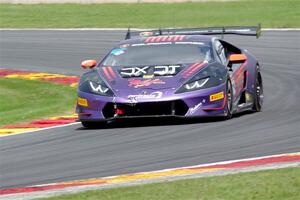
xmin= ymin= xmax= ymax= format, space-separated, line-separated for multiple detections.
xmin=77 ymin=97 xmax=88 ymax=107
xmin=210 ymin=92 xmax=224 ymax=102
xmin=143 ymin=74 xmax=154 ymax=79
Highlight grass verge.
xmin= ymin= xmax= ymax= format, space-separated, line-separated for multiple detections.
xmin=0 ymin=77 xmax=76 ymax=126
xmin=42 ymin=167 xmax=300 ymax=200
xmin=0 ymin=0 xmax=299 ymax=28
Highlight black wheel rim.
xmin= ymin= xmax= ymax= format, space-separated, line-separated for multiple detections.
xmin=227 ymin=81 xmax=232 ymax=112
xmin=256 ymin=74 xmax=264 ymax=107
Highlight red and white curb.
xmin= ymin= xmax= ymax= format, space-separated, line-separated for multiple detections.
xmin=1 ymin=152 xmax=299 ymax=200
xmin=0 ymin=69 xmax=79 ymax=137
xmin=0 ymin=69 xmax=79 ymax=88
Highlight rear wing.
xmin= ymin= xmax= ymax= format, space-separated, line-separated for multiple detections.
xmin=125 ymin=24 xmax=261 ymax=40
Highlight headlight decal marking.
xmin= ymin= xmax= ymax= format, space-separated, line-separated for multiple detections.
xmin=176 ymin=63 xmax=227 ymax=94
xmin=184 ymin=78 xmax=209 ymax=90
xmin=78 ymin=70 xmax=114 ymax=96
xmin=89 ymin=81 xmax=109 ymax=93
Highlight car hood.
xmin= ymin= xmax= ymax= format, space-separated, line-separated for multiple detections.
xmin=97 ymin=62 xmax=208 ymax=97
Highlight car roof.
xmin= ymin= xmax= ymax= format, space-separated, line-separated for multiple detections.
xmin=118 ymin=35 xmax=214 ymax=46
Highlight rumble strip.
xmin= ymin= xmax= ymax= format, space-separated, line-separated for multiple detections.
xmin=0 ymin=69 xmax=79 ymax=136
xmin=0 ymin=152 xmax=299 ymax=199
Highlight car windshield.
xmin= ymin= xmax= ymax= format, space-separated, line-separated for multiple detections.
xmin=102 ymin=43 xmax=213 ymax=67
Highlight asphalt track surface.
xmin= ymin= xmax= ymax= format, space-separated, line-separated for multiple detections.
xmin=0 ymin=30 xmax=300 ymax=189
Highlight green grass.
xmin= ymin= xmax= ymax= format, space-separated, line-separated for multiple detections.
xmin=42 ymin=167 xmax=300 ymax=200
xmin=0 ymin=0 xmax=299 ymax=28
xmin=0 ymin=77 xmax=76 ymax=126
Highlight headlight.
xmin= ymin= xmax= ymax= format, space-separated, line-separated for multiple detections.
xmin=184 ymin=77 xmax=209 ymax=90
xmin=176 ymin=63 xmax=227 ymax=93
xmin=78 ymin=70 xmax=114 ymax=96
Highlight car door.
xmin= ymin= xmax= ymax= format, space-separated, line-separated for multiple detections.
xmin=214 ymin=39 xmax=246 ymax=100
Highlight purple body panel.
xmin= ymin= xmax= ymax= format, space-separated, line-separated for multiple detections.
xmin=76 ymin=35 xmax=259 ymax=121
xmin=77 ymin=83 xmax=226 ymax=121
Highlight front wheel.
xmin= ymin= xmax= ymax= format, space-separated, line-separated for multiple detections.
xmin=252 ymin=68 xmax=264 ymax=112
xmin=225 ymin=78 xmax=234 ymax=119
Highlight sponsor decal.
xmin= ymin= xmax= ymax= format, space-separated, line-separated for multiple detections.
xmin=128 ymin=78 xmax=165 ymax=88
xmin=210 ymin=92 xmax=224 ymax=102
xmin=121 ymin=66 xmax=149 ymax=77
xmin=128 ymin=91 xmax=163 ymax=102
xmin=120 ymin=65 xmax=181 ymax=78
xmin=188 ymin=99 xmax=206 ymax=115
xmin=153 ymin=65 xmax=181 ymax=76
xmin=110 ymin=48 xmax=127 ymax=56
xmin=77 ymin=97 xmax=88 ymax=107
xmin=143 ymin=74 xmax=154 ymax=79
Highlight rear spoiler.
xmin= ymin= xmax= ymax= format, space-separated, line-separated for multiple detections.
xmin=125 ymin=24 xmax=261 ymax=40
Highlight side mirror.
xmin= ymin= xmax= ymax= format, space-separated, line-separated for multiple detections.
xmin=81 ymin=60 xmax=97 ymax=69
xmin=229 ymin=54 xmax=247 ymax=62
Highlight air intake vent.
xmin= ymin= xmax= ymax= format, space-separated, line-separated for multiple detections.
xmin=103 ymin=100 xmax=188 ymax=119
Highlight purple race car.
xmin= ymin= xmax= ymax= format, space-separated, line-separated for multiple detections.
xmin=76 ymin=26 xmax=263 ymax=128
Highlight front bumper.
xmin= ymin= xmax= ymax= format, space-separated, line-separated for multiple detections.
xmin=76 ymin=83 xmax=227 ymax=121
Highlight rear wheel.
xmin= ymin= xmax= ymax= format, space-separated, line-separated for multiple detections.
xmin=81 ymin=121 xmax=107 ymax=128
xmin=225 ymin=78 xmax=234 ymax=119
xmin=253 ymin=68 xmax=263 ymax=112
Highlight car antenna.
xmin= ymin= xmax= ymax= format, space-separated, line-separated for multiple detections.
xmin=256 ymin=23 xmax=262 ymax=38
xmin=159 ymin=27 xmax=162 ymax=36
xmin=125 ymin=26 xmax=131 ymax=40
xmin=221 ymin=27 xmax=225 ymax=39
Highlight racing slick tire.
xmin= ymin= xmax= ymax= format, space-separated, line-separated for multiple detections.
xmin=225 ymin=78 xmax=234 ymax=119
xmin=252 ymin=66 xmax=263 ymax=112
xmin=81 ymin=121 xmax=107 ymax=128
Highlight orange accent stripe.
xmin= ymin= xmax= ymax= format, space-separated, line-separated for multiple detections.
xmin=183 ymin=63 xmax=199 ymax=74
xmin=102 ymin=67 xmax=112 ymax=81
xmin=182 ymin=63 xmax=202 ymax=77
xmin=186 ymin=63 xmax=205 ymax=76
xmin=233 ymin=62 xmax=246 ymax=79
xmin=184 ymin=64 xmax=200 ymax=77
xmin=234 ymin=72 xmax=244 ymax=82
xmin=233 ymin=67 xmax=244 ymax=78
xmin=107 ymin=66 xmax=116 ymax=78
